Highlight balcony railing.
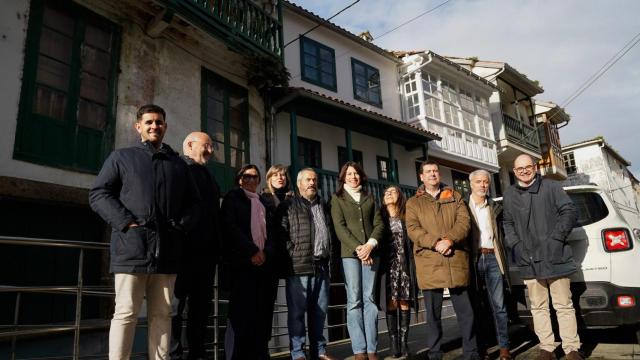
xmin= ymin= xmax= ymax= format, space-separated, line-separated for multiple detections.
xmin=166 ymin=0 xmax=284 ymax=58
xmin=315 ymin=168 xmax=418 ymax=203
xmin=431 ymin=129 xmax=498 ymax=167
xmin=502 ymin=114 xmax=540 ymax=153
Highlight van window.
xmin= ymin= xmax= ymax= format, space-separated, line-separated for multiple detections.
xmin=569 ymin=192 xmax=609 ymax=227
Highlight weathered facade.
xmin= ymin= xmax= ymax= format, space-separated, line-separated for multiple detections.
xmin=0 ymin=0 xmax=283 ymax=346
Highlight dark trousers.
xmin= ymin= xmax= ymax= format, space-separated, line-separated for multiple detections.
xmin=423 ymin=287 xmax=478 ymax=360
xmin=227 ymin=266 xmax=278 ymax=360
xmin=170 ymin=264 xmax=216 ymax=360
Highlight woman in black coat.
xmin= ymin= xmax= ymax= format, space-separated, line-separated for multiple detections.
xmin=221 ymin=164 xmax=278 ymax=360
xmin=380 ymin=185 xmax=418 ymax=358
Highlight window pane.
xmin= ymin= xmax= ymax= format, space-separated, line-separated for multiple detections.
xmin=211 ymin=141 xmax=225 ymax=163
xmin=230 ymin=148 xmax=244 ymax=169
xmin=353 ymin=62 xmax=365 ymax=76
xmin=80 ymin=72 xmax=108 ymax=104
xmin=320 ymin=61 xmax=333 ymax=73
xmin=36 ymin=55 xmax=70 ymax=90
xmin=84 ymin=24 xmax=112 ymax=51
xmin=229 ymin=108 xmax=245 ymax=131
xmin=303 ymin=53 xmax=317 ymax=67
xmin=320 ymin=73 xmax=334 ymax=87
xmin=43 ymin=6 xmax=74 ymax=36
xmin=39 ymin=28 xmax=73 ymax=64
xmin=82 ymin=45 xmax=111 ymax=78
xmin=229 ymin=127 xmax=245 ymax=149
xmin=207 ymin=84 xmax=224 ymax=101
xmin=77 ymin=99 xmax=106 ymax=130
xmin=207 ymin=99 xmax=224 ymax=121
xmin=319 ymin=48 xmax=333 ymax=61
xmin=33 ymin=85 xmax=67 ymax=120
xmin=303 ymin=65 xmax=318 ymax=80
xmin=302 ymin=41 xmax=316 ymax=55
xmin=369 ymin=90 xmax=380 ymax=104
xmin=208 ymin=119 xmax=225 ymax=142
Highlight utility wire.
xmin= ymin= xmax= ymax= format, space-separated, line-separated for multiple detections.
xmin=284 ymin=0 xmax=361 ymax=48
xmin=506 ymin=29 xmax=640 ymax=153
xmin=547 ymin=29 xmax=640 ymax=123
xmin=289 ymin=0 xmax=454 ymax=80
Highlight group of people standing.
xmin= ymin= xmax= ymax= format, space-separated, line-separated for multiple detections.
xmin=90 ymin=104 xmax=584 ymax=360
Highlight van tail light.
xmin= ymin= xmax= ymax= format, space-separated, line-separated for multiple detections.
xmin=602 ymin=228 xmax=632 ymax=252
xmin=616 ymin=295 xmax=635 ymax=308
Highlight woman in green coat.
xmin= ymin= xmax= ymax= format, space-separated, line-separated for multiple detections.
xmin=330 ymin=162 xmax=384 ymax=360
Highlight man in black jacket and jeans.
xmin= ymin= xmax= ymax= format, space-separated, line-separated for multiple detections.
xmin=170 ymin=132 xmax=220 ymax=360
xmin=503 ymin=154 xmax=582 ymax=360
xmin=90 ymin=104 xmax=199 ymax=360
xmin=276 ymin=168 xmax=336 ymax=360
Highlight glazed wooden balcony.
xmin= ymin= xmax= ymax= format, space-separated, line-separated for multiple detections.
xmin=502 ymin=114 xmax=541 ymax=153
xmin=159 ymin=0 xmax=284 ymax=58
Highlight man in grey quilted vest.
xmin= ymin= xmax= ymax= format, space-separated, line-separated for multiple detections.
xmin=276 ymin=168 xmax=336 ymax=360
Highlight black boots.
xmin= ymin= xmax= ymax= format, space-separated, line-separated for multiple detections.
xmin=386 ymin=311 xmax=400 ymax=358
xmin=399 ymin=309 xmax=411 ymax=358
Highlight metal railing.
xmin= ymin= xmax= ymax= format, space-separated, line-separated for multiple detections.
xmin=172 ymin=0 xmax=284 ymax=58
xmin=502 ymin=114 xmax=540 ymax=153
xmin=0 ymin=236 xmax=453 ymax=360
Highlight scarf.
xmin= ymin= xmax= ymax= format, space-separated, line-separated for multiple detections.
xmin=343 ymin=184 xmax=362 ymax=203
xmin=243 ymin=189 xmax=267 ymax=250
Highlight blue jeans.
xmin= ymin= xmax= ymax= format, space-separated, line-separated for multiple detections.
xmin=476 ymin=253 xmax=509 ymax=348
xmin=342 ymin=257 xmax=379 ymax=354
xmin=285 ymin=261 xmax=330 ymax=359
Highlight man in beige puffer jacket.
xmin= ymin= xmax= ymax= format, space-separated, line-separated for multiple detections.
xmin=406 ymin=161 xmax=479 ymax=360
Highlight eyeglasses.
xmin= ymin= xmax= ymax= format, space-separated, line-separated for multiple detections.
xmin=191 ymin=140 xmax=213 ymax=151
xmin=241 ymin=174 xmax=259 ymax=181
xmin=513 ymin=165 xmax=535 ymax=173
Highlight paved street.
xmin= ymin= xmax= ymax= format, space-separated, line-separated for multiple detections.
xmin=273 ymin=303 xmax=640 ymax=360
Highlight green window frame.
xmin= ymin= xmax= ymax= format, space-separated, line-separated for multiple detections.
xmin=300 ymin=36 xmax=337 ymax=91
xmin=14 ymin=0 xmax=120 ymax=173
xmin=351 ymin=58 xmax=382 ymax=107
xmin=376 ymin=156 xmax=398 ymax=181
xmin=202 ymin=68 xmax=250 ymax=193
xmin=297 ymin=137 xmax=322 ymax=168
xmin=337 ymin=146 xmax=363 ymax=169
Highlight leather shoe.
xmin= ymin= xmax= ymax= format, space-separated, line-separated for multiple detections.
xmin=354 ymin=354 xmax=367 ymax=360
xmin=367 ymin=353 xmax=378 ymax=360
xmin=318 ymin=355 xmax=337 ymax=360
xmin=565 ymin=351 xmax=584 ymax=360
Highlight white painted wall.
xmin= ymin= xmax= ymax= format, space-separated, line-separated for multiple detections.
xmin=0 ymin=0 xmax=267 ymax=189
xmin=283 ymin=9 xmax=402 ymax=119
xmin=274 ymin=113 xmax=422 ymax=187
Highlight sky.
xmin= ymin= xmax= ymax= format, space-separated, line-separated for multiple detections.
xmin=290 ymin=0 xmax=640 ymax=177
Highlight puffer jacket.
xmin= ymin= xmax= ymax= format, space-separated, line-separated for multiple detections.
xmin=276 ymin=195 xmax=332 ymax=276
xmin=89 ymin=142 xmax=200 ymax=274
xmin=502 ymin=174 xmax=577 ymax=280
xmin=405 ymin=185 xmax=471 ymax=290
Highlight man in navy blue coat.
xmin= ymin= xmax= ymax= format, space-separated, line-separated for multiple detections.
xmin=503 ymin=154 xmax=581 ymax=360
xmin=90 ymin=104 xmax=199 ymax=359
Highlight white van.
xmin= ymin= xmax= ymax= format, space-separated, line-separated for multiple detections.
xmin=505 ymin=185 xmax=640 ymax=340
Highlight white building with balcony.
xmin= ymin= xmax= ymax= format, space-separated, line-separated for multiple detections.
xmin=397 ymin=51 xmax=499 ymax=198
xmin=447 ymin=57 xmax=544 ymax=195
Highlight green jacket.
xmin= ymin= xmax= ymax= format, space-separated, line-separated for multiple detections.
xmin=331 ymin=192 xmax=385 ymax=258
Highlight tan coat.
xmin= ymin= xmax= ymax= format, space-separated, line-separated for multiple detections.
xmin=467 ymin=198 xmax=507 ymax=275
xmin=405 ymin=186 xmax=471 ymax=290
